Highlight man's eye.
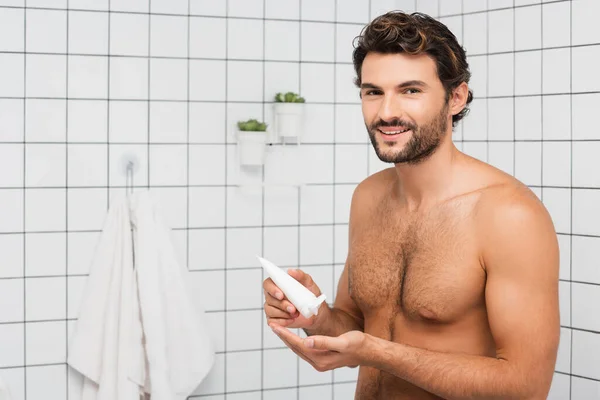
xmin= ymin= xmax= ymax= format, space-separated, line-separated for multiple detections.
xmin=365 ymin=90 xmax=382 ymax=95
xmin=405 ymin=88 xmax=420 ymax=94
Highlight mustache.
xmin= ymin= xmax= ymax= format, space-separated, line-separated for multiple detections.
xmin=370 ymin=118 xmax=417 ymax=131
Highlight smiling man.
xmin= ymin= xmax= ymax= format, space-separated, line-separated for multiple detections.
xmin=263 ymin=10 xmax=560 ymax=400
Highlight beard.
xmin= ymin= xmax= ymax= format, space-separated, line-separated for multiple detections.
xmin=367 ymin=101 xmax=449 ymax=165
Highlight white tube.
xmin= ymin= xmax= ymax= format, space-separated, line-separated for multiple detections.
xmin=257 ymin=256 xmax=326 ymax=319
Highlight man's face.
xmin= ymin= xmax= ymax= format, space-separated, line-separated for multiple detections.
xmin=359 ymin=52 xmax=452 ymax=165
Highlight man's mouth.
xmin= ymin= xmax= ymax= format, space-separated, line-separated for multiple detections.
xmin=378 ymin=127 xmax=411 ymax=135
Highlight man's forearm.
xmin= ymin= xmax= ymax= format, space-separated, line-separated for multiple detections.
xmin=303 ymin=306 xmax=363 ymax=337
xmin=361 ymin=335 xmax=545 ymax=400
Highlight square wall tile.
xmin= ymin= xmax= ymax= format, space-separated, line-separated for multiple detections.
xmin=515 ymin=51 xmax=541 ymax=96
xmin=266 ymin=0 xmax=299 ymax=19
xmin=26 ymin=9 xmax=66 ymax=53
xmin=299 ymin=385 xmax=332 ymax=400
xmin=26 ymin=321 xmax=66 ymax=365
xmin=108 ymin=144 xmax=149 ymax=187
xmin=109 ymin=58 xmax=148 ymax=100
xmin=68 ymin=100 xmax=107 ymax=143
xmin=109 ymin=12 xmax=148 ymax=56
xmin=336 ymin=104 xmax=366 ymax=143
xmin=189 ymin=103 xmax=226 ymax=144
xmin=463 ymin=13 xmax=487 ymax=55
xmin=263 ymin=227 xmax=298 ymax=267
xmin=573 ymin=45 xmax=600 ymax=94
xmin=263 ymin=186 xmax=299 ymax=226
xmin=150 ymin=58 xmax=188 ymax=101
xmin=0 ymin=278 xmax=24 ymax=323
xmin=226 ymin=227 xmax=262 ymax=269
xmin=25 ymin=277 xmax=65 ymax=321
xmin=572 ymin=283 xmax=600 ymax=332
xmin=227 ymin=61 xmax=263 ymax=102
xmin=0 ymin=189 xmax=23 ymax=233
xmin=147 ymin=187 xmax=187 ymax=229
xmin=514 ymin=141 xmax=541 ymax=186
xmin=416 ymin=0 xmax=438 ymax=17
xmin=301 ymin=22 xmax=334 ymax=62
xmin=0 ymin=8 xmax=24 ymax=52
xmin=300 ymin=225 xmax=333 ymax=265
xmin=188 ymin=144 xmax=226 ymax=185
xmin=226 ymin=309 xmax=262 ymax=351
xmin=0 ymin=324 xmax=24 ymax=367
xmin=264 ymin=62 xmax=300 ymax=103
xmin=440 ymin=16 xmax=462 ymax=45
xmin=438 ymin=0 xmax=461 ymax=16
xmin=572 ymin=189 xmax=600 ymax=236
xmin=189 ymin=187 xmax=225 ymax=228
xmin=555 ymin=328 xmax=571 ymax=374
xmin=463 ymin=142 xmax=487 ymax=162
xmin=488 ymin=53 xmax=514 ymax=97
xmin=228 ymin=0 xmax=263 ymax=18
xmin=0 ymin=368 xmax=24 ymax=400
xmin=335 ymin=145 xmax=368 ymax=183
xmin=227 ymin=186 xmax=262 ymax=227
xmin=228 ymin=18 xmax=263 ymax=60
xmin=572 ymin=93 xmax=600 ymax=140
xmin=68 ymin=56 xmax=108 ymax=99
xmin=572 ymin=0 xmax=600 ymax=46
xmin=149 ymin=102 xmax=187 ymax=143
xmin=543 ymin=48 xmax=570 ymax=95
xmin=462 ymin=97 xmax=487 ymax=140
xmin=336 ymin=23 xmax=363 ymax=64
xmin=0 ymin=144 xmax=23 ymax=187
xmin=226 ymin=351 xmax=261 ymax=392
xmin=572 ymin=235 xmax=600 ymax=285
xmin=573 ymin=141 xmax=600 ymax=188
xmin=25 ymin=189 xmax=65 ymax=232
xmin=571 ymin=376 xmax=600 ymax=399
xmin=150 ymin=15 xmax=187 ymax=58
xmin=515 ymin=97 xmax=541 ymax=141
xmin=336 ymin=0 xmax=369 ymax=22
xmin=25 ymin=233 xmax=66 ymax=277
xmin=488 ymin=9 xmax=513 ymax=53
xmin=190 ymin=0 xmax=226 ymax=16
xmin=301 ymin=145 xmax=334 ymax=184
xmin=336 ymin=64 xmax=360 ymax=103
xmin=265 ymin=21 xmax=300 ymax=61
xmin=26 ymin=365 xmax=66 ymax=400
xmin=301 ymin=63 xmax=334 ymax=103
xmin=542 ymin=188 xmax=570 ymax=234
xmin=487 ymin=98 xmax=513 ymax=141
xmin=572 ymin=330 xmax=600 ymax=380
xmin=67 ymin=188 xmax=107 ymax=231
xmin=186 ymin=270 xmax=225 ymax=311
xmin=543 ymin=2 xmax=570 ymax=48
xmin=301 ymin=0 xmax=335 ymax=21
xmin=542 ymin=141 xmax=570 ymax=187
xmin=302 ymin=104 xmax=335 ymax=144
xmin=515 ymin=5 xmax=541 ymax=51
xmin=189 ymin=17 xmax=226 ymax=59
xmin=300 ymin=185 xmax=334 ymax=225
xmin=26 ymin=54 xmax=66 ymax=98
xmin=226 ymin=269 xmax=263 ymax=310
xmin=25 ymin=144 xmax=65 ymax=187
xmin=0 ymin=234 xmax=21 ymax=281
xmin=557 ymin=234 xmax=570 ymax=281
xmin=151 ymin=0 xmax=187 ymax=14
xmin=0 ymin=54 xmax=24 ymax=98
xmin=68 ymin=10 xmax=108 ymax=55
xmin=0 ymin=99 xmax=24 ymax=142
xmin=547 ymin=373 xmax=570 ymax=400
xmin=542 ymin=95 xmax=570 ymax=140
xmin=67 ymin=231 xmax=99 ymax=275
xmin=263 ymin=348 xmax=298 ymax=389
xmin=188 ymin=228 xmax=225 ymax=270
xmin=149 ymin=145 xmax=187 ymax=186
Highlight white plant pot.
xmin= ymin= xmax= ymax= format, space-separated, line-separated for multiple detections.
xmin=273 ymin=103 xmax=304 ymax=142
xmin=236 ymin=130 xmax=268 ymax=166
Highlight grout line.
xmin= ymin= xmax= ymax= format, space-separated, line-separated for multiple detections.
xmin=65 ymin=1 xmax=70 ymax=398
xmin=568 ymin=0 xmax=573 ymax=396
xmin=224 ymin=0 xmax=229 ymax=394
xmin=261 ymin=1 xmax=266 ymax=398
xmin=22 ymin=0 xmax=27 ymax=396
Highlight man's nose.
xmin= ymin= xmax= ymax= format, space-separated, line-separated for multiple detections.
xmin=378 ymin=95 xmax=400 ymax=121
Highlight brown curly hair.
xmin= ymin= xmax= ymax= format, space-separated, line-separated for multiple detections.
xmin=352 ymin=11 xmax=473 ymax=126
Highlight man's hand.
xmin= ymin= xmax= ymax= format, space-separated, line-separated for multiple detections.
xmin=263 ymin=269 xmax=328 ymax=329
xmin=269 ymin=323 xmax=366 ymax=371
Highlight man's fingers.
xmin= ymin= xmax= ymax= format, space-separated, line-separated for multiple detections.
xmin=263 ymin=278 xmax=284 ymax=300
xmin=264 ymin=304 xmax=294 ymax=319
xmin=305 ymin=335 xmax=346 ymax=352
xmin=266 ymin=317 xmax=296 ymax=327
xmin=264 ymin=291 xmax=298 ymax=315
xmin=287 ymin=269 xmax=321 ymax=295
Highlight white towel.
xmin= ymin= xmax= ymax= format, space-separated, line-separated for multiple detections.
xmin=68 ymin=191 xmax=215 ymax=400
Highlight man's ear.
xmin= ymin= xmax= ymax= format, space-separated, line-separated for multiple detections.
xmin=450 ymin=82 xmax=469 ymax=116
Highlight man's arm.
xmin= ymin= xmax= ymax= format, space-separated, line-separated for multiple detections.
xmin=358 ymin=189 xmax=560 ymax=399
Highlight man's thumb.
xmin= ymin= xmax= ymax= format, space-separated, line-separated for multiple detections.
xmin=287 ymin=268 xmax=321 ymax=295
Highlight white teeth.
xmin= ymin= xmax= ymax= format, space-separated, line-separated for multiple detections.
xmin=381 ymin=128 xmax=409 ymax=135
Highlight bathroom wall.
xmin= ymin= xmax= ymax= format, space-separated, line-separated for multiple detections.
xmin=442 ymin=0 xmax=600 ymax=398
xmin=0 ymin=1 xmax=598 ymax=400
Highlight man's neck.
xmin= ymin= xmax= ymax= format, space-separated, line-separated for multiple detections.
xmin=392 ymin=137 xmax=460 ymax=211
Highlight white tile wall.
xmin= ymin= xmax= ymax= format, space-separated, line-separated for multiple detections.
xmin=1 ymin=1 xmax=599 ymax=399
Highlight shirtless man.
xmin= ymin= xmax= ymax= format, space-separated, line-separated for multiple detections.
xmin=263 ymin=11 xmax=560 ymax=400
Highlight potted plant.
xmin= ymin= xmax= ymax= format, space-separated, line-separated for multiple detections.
xmin=236 ymin=118 xmax=268 ymax=166
xmin=273 ymin=92 xmax=305 ymax=143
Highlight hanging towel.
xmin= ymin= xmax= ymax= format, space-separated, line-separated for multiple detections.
xmin=67 ymin=191 xmax=215 ymax=400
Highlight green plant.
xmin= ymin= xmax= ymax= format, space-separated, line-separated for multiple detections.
xmin=237 ymin=118 xmax=268 ymax=131
xmin=274 ymin=91 xmax=305 ymax=103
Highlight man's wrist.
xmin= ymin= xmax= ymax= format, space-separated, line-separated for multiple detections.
xmin=358 ymin=333 xmax=388 ymax=369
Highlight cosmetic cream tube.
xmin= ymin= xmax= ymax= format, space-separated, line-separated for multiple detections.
xmin=257 ymin=256 xmax=326 ymax=319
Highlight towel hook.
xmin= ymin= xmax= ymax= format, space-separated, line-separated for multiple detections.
xmin=121 ymin=152 xmax=139 ymax=196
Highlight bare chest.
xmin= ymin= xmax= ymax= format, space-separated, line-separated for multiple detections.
xmin=348 ymin=207 xmax=485 ymax=324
